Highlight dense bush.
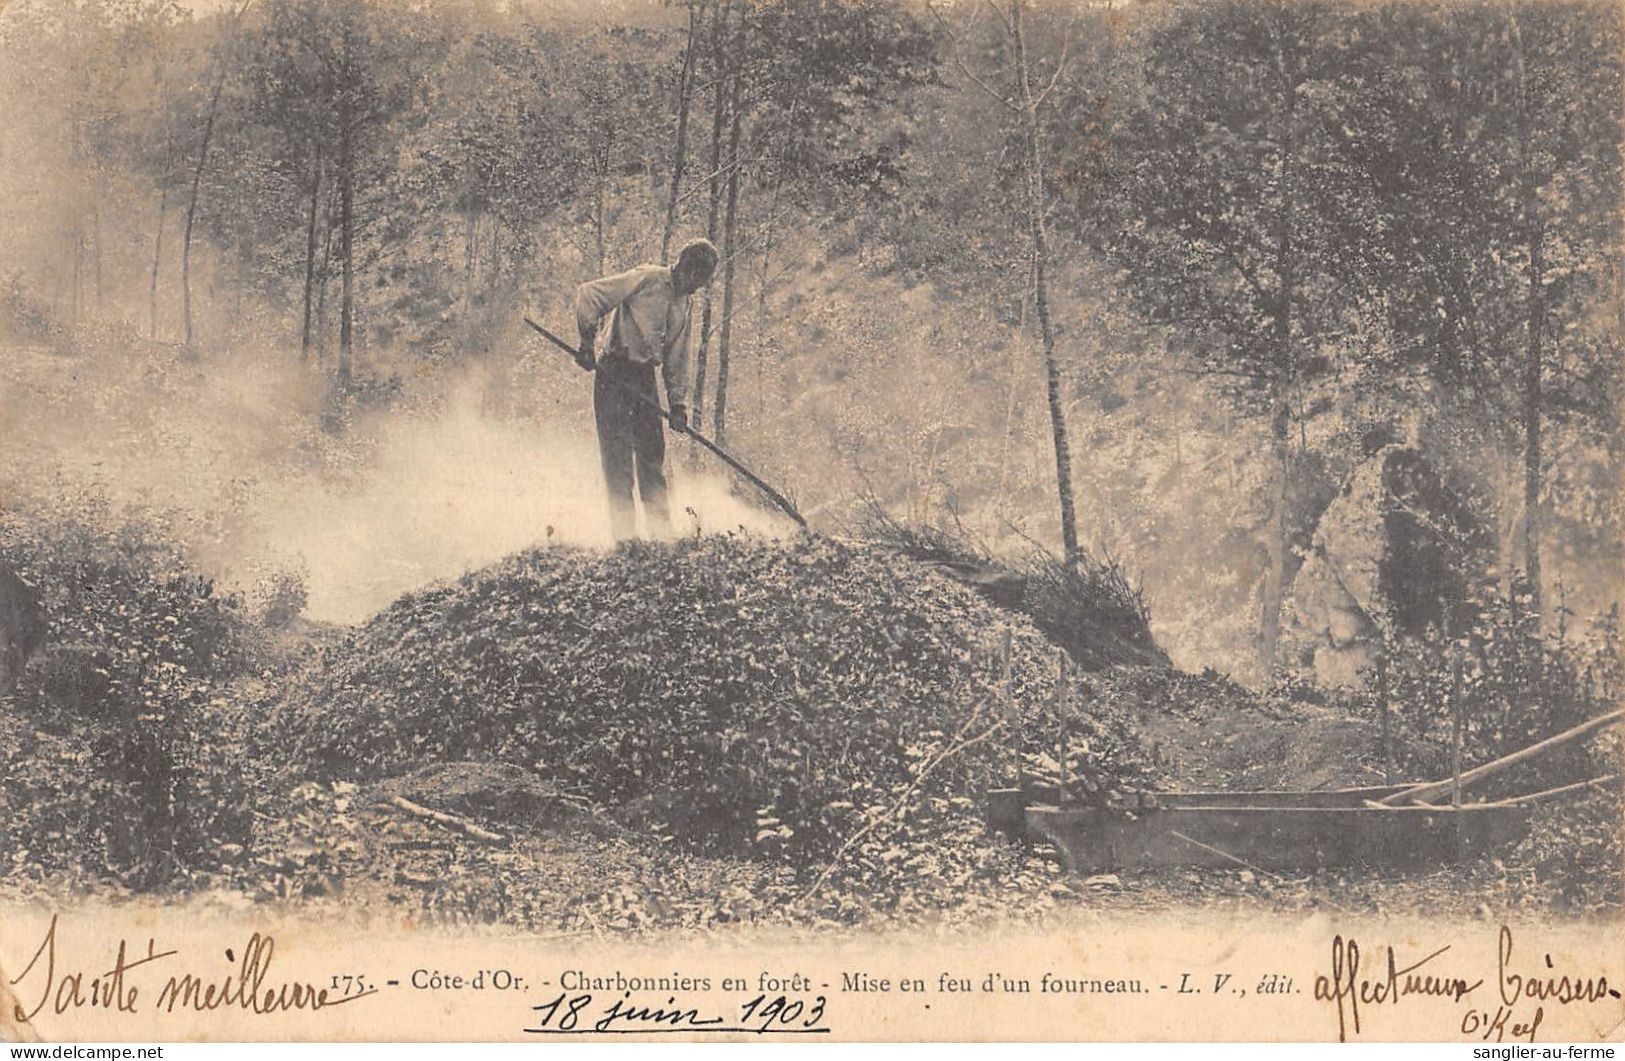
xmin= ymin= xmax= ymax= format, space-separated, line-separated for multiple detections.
xmin=271 ymin=535 xmax=1157 ymax=867
xmin=1354 ymin=576 xmax=1619 ymax=793
xmin=0 ymin=504 xmax=258 ymax=887
xmin=856 ymin=511 xmax=1169 ymax=670
xmin=251 ymin=566 xmax=309 ymax=630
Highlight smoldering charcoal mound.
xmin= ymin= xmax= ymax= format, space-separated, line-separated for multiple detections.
xmin=269 ymin=533 xmax=1160 ymax=863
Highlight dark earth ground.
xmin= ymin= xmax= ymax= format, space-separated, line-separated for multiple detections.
xmin=4 ymin=676 xmax=1615 ymax=937
xmin=1 ymin=777 xmax=1614 ymax=937
xmin=1 ymin=537 xmax=1618 ymax=935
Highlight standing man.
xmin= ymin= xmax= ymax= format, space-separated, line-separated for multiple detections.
xmin=575 ymin=238 xmax=719 ymax=541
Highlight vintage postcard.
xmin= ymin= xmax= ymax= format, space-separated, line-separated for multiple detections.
xmin=0 ymin=0 xmax=1620 ymax=1043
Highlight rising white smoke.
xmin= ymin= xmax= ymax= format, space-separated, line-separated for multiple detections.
xmin=249 ymin=385 xmax=790 ymax=623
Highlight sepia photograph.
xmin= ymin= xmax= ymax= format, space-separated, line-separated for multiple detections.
xmin=0 ymin=0 xmax=1619 ymax=1043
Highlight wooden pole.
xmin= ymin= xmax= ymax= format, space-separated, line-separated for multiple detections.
xmin=1472 ymin=774 xmax=1618 ymax=809
xmin=383 ymin=795 xmax=504 ymax=844
xmin=524 ymin=318 xmax=807 ymax=528
xmin=1054 ymin=650 xmax=1070 ymax=798
xmin=1378 ymin=708 xmax=1624 ymax=806
xmin=1450 ymin=646 xmax=1465 ymax=808
xmin=149 ymin=186 xmax=168 ymax=340
xmin=1003 ymin=625 xmax=1020 ymax=792
xmin=1377 ymin=652 xmax=1394 ymax=786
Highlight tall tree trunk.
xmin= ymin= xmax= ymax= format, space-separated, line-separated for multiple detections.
xmin=92 ymin=198 xmax=103 ymax=311
xmin=1263 ymin=420 xmax=1291 ymax=670
xmin=1012 ymin=0 xmax=1080 ymax=568
xmin=754 ymin=95 xmax=804 ymax=331
xmin=463 ymin=202 xmax=476 ymax=328
xmin=753 ymin=140 xmax=789 ymax=330
xmin=753 ymin=6 xmax=814 ymax=332
xmin=300 ymin=142 xmax=323 ymax=360
xmin=338 ymin=115 xmax=355 ymax=384
xmin=591 ymin=135 xmax=608 ymax=275
xmin=68 ymin=121 xmax=83 ymax=333
xmin=993 ymin=287 xmax=1030 ymax=527
xmin=713 ymin=51 xmax=744 ymax=447
xmin=1510 ymin=12 xmax=1544 ymax=618
xmin=316 ymin=185 xmax=336 ymax=365
xmin=149 ymin=187 xmax=168 ymax=340
xmin=484 ymin=217 xmax=495 ymax=284
xmin=182 ymin=69 xmax=228 ymax=350
xmin=660 ymin=1 xmax=701 ymax=264
xmin=71 ymin=230 xmax=83 ymax=332
xmin=692 ymin=0 xmax=732 ymax=437
xmin=1260 ymin=22 xmax=1299 ymax=669
xmin=1521 ymin=231 xmax=1544 ymax=614
xmin=234 ymin=235 xmax=247 ymax=320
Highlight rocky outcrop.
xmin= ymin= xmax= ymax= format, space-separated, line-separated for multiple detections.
xmin=1281 ymin=445 xmax=1486 ymax=688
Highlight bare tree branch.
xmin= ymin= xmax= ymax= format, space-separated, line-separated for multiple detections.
xmin=797 ymin=706 xmax=1005 ymax=907
xmin=1033 ymin=4 xmax=1083 ymax=109
xmin=673 ymin=150 xmax=766 ymax=209
xmin=986 ymin=0 xmax=1015 ymax=36
xmin=695 ymin=201 xmax=805 ymax=342
xmin=1220 ymin=241 xmax=1273 ymax=307
xmin=928 ymin=0 xmax=1022 ymax=114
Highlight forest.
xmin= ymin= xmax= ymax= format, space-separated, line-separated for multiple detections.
xmin=0 ymin=0 xmax=1620 ymax=925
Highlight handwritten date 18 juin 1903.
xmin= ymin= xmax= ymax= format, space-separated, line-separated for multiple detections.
xmin=524 ymin=990 xmax=829 ymax=1036
xmin=1315 ymin=924 xmax=1620 ymax=1043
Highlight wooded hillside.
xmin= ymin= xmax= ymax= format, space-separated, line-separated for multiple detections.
xmin=0 ymin=0 xmax=1618 ymax=682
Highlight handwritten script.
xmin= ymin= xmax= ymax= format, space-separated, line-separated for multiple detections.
xmin=8 ymin=914 xmax=376 ymax=1027
xmin=525 ymin=989 xmax=830 ymax=1036
xmin=1315 ymin=924 xmax=1619 ymax=1042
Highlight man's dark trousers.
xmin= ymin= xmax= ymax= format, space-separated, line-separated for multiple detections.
xmin=594 ymin=354 xmax=670 ymax=541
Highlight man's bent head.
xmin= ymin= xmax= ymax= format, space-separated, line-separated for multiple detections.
xmin=672 ymin=238 xmax=719 ymax=295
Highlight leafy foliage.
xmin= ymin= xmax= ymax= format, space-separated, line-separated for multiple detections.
xmin=1356 ymin=578 xmax=1620 ymax=792
xmin=0 ymin=504 xmax=257 ymax=887
xmin=0 ymin=0 xmax=1618 ymax=925
xmin=270 ymin=535 xmax=1157 ymax=871
xmin=857 ymin=510 xmax=1165 ymax=669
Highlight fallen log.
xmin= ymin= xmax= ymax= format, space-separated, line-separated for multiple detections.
xmin=382 ymin=795 xmax=505 ymax=844
xmin=1378 ymin=708 xmax=1624 ymax=807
